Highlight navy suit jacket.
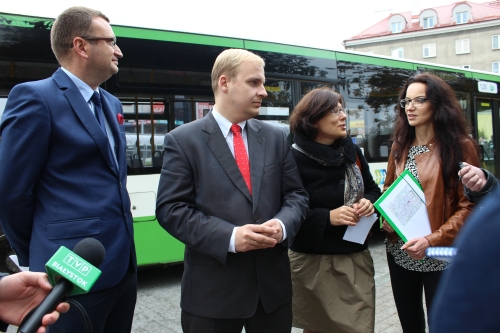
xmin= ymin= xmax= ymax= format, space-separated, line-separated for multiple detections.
xmin=156 ymin=111 xmax=308 ymax=318
xmin=0 ymin=68 xmax=135 ymax=291
xmin=430 ymin=186 xmax=500 ymax=332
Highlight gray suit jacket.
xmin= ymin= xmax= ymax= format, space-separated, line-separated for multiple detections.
xmin=156 ymin=111 xmax=308 ymax=318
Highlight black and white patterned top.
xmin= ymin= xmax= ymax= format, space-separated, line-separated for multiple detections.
xmin=386 ymin=145 xmax=449 ymax=272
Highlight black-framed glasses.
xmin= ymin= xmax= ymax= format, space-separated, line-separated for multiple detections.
xmin=331 ymin=107 xmax=345 ymax=116
xmin=400 ymin=97 xmax=428 ymax=108
xmin=70 ymin=36 xmax=117 ymax=48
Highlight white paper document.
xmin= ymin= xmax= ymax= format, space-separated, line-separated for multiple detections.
xmin=9 ymin=254 xmax=29 ymax=271
xmin=343 ymin=214 xmax=378 ymax=244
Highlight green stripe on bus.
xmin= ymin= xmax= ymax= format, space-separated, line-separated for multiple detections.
xmin=415 ymin=64 xmax=472 ymax=78
xmin=133 ymin=218 xmax=185 ymax=266
xmin=472 ymin=72 xmax=500 ymax=81
xmin=113 ymin=26 xmax=244 ymax=48
xmin=133 ymin=215 xmax=157 ymax=223
xmin=0 ymin=13 xmax=243 ymax=48
xmin=244 ymin=40 xmax=336 ymax=58
xmin=0 ymin=13 xmax=52 ymax=29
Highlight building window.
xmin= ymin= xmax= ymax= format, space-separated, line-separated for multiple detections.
xmin=391 ymin=22 xmax=402 ymax=33
xmin=493 ymin=35 xmax=499 ymax=50
xmin=456 ymin=39 xmax=470 ymax=54
xmin=423 ymin=17 xmax=434 ymax=29
xmin=423 ymin=43 xmax=436 ymax=58
xmin=456 ymin=11 xmax=468 ymax=24
xmin=493 ymin=62 xmax=499 ymax=74
xmin=391 ymin=47 xmax=404 ymax=59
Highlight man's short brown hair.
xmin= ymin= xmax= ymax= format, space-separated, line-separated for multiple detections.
xmin=50 ymin=6 xmax=109 ymax=63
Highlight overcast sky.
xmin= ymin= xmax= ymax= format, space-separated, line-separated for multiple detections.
xmin=1 ymin=0 xmax=495 ymax=50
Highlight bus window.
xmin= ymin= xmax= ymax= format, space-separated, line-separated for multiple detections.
xmin=265 ymin=80 xmax=293 ymax=108
xmin=122 ymin=100 xmax=168 ymax=172
xmin=195 ymin=102 xmax=214 ymax=119
xmin=339 ymin=61 xmax=414 ymax=163
xmin=476 ymin=98 xmax=497 ymax=176
xmin=301 ymin=82 xmax=336 ymax=98
xmin=0 ymin=98 xmax=7 ymax=121
xmin=174 ymin=101 xmax=191 ymax=127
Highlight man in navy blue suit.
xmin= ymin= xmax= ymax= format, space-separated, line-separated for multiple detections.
xmin=0 ymin=7 xmax=136 ymax=333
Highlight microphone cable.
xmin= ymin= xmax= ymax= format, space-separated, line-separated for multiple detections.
xmin=66 ymin=298 xmax=93 ymax=333
xmin=18 ymin=298 xmax=93 ymax=333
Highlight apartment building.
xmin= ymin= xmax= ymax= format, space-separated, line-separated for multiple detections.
xmin=344 ymin=1 xmax=500 ymax=73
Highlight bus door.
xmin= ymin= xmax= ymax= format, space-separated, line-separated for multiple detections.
xmin=475 ymin=97 xmax=500 ymax=178
xmin=122 ymin=99 xmax=169 ymax=171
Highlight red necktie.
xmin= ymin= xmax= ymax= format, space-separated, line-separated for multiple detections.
xmin=230 ymin=124 xmax=252 ymax=195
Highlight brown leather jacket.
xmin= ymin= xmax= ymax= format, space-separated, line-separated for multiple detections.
xmin=384 ymin=139 xmax=479 ymax=246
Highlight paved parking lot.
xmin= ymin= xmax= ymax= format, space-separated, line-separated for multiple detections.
xmin=6 ymin=233 xmax=410 ymax=333
xmin=130 ymin=232 xmax=407 ymax=333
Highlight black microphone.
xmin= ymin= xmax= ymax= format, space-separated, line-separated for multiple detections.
xmin=17 ymin=238 xmax=105 ymax=333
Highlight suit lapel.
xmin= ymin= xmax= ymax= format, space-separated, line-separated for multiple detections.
xmin=204 ymin=113 xmax=252 ymax=202
xmin=52 ymin=69 xmax=118 ymax=176
xmin=246 ymin=119 xmax=264 ymax=212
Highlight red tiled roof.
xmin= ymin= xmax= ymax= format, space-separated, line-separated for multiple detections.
xmin=346 ymin=1 xmax=500 ymax=41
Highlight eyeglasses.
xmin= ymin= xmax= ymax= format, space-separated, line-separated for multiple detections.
xmin=70 ymin=36 xmax=117 ymax=48
xmin=399 ymin=97 xmax=428 ymax=108
xmin=331 ymin=107 xmax=345 ymax=116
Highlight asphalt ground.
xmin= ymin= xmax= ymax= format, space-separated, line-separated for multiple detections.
xmin=6 ymin=231 xmax=409 ymax=333
xmin=129 ymin=230 xmax=407 ymax=333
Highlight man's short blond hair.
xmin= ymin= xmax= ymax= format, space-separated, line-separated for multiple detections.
xmin=211 ymin=49 xmax=265 ymax=92
xmin=51 ymin=6 xmax=109 ymax=64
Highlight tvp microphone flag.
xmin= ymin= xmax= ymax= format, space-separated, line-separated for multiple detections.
xmin=45 ymin=238 xmax=104 ymax=296
xmin=17 ymin=238 xmax=105 ymax=333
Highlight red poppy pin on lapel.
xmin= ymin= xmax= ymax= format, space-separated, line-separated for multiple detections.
xmin=117 ymin=113 xmax=124 ymax=125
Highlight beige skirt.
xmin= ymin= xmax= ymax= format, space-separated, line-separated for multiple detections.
xmin=289 ymin=249 xmax=375 ymax=333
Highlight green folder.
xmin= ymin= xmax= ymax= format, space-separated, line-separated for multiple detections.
xmin=374 ymin=169 xmax=431 ymax=242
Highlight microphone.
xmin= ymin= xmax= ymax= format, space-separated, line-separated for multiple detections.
xmin=17 ymin=238 xmax=105 ymax=333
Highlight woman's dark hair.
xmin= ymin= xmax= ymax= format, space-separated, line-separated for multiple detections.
xmin=289 ymin=87 xmax=340 ymax=140
xmin=393 ymin=73 xmax=477 ymax=203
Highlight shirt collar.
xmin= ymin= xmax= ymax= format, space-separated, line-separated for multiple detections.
xmin=60 ymin=67 xmax=97 ymax=103
xmin=212 ymin=107 xmax=247 ymax=138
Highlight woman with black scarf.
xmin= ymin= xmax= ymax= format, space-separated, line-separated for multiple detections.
xmin=288 ymin=87 xmax=381 ymax=333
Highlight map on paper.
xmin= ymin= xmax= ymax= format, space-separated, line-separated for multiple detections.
xmin=388 ymin=184 xmax=424 ymax=226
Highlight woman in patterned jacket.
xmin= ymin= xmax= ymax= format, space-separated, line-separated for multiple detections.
xmin=382 ymin=73 xmax=479 ymax=332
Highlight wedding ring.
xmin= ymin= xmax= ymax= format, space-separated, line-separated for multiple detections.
xmin=254 ymin=240 xmax=258 ymax=246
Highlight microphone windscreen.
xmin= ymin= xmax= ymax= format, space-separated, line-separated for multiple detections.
xmin=72 ymin=238 xmax=106 ymax=267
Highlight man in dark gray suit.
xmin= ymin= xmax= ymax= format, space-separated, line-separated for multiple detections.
xmin=156 ymin=49 xmax=308 ymax=333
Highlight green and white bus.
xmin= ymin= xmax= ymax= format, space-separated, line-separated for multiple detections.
xmin=1 ymin=12 xmax=499 ymax=269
